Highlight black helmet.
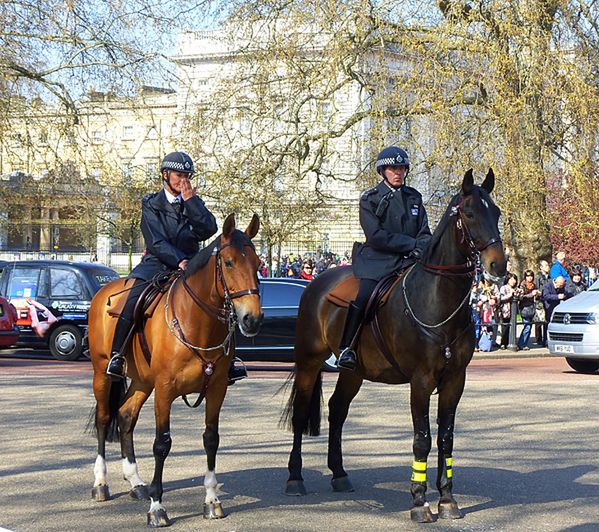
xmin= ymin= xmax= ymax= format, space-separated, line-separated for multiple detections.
xmin=375 ymin=146 xmax=409 ymax=175
xmin=160 ymin=151 xmax=194 ymax=174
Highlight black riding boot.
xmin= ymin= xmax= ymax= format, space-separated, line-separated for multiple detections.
xmin=337 ymin=303 xmax=364 ymax=370
xmin=228 ymin=357 xmax=248 ymax=385
xmin=106 ymin=316 xmax=133 ymax=381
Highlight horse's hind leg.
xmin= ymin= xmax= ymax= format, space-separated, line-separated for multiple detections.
xmin=409 ymin=375 xmax=436 ymax=523
xmin=327 ymin=370 xmax=363 ymax=492
xmin=436 ymin=371 xmax=466 ymax=519
xmin=202 ymin=379 xmax=228 ymax=519
xmin=285 ymin=362 xmax=324 ymax=496
xmin=118 ymin=381 xmax=153 ymax=500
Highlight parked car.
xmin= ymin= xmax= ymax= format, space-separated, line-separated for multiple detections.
xmin=0 ymin=260 xmax=120 ymax=360
xmin=548 ymin=278 xmax=599 ymax=373
xmin=0 ymin=295 xmax=19 ymax=347
xmin=235 ymin=277 xmax=338 ymax=371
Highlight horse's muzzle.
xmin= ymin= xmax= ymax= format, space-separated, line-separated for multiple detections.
xmin=238 ymin=311 xmax=264 ymax=337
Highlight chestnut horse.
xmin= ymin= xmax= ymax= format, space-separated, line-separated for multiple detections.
xmin=282 ymin=169 xmax=507 ymax=522
xmin=88 ymin=214 xmax=262 ymax=527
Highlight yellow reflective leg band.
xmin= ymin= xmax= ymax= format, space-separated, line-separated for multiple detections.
xmin=446 ymin=457 xmax=453 ymax=479
xmin=411 ymin=460 xmax=427 ymax=483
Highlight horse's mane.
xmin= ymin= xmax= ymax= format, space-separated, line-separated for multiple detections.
xmin=185 ymin=229 xmax=254 ymax=278
xmin=421 ymin=193 xmax=461 ymax=263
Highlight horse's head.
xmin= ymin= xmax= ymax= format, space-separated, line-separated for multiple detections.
xmin=455 ymin=168 xmax=507 ymax=282
xmin=219 ymin=213 xmax=264 ymax=337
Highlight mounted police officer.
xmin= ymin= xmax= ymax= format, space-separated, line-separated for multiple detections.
xmin=337 ymin=146 xmax=432 ymax=370
xmin=106 ymin=152 xmax=247 ymax=383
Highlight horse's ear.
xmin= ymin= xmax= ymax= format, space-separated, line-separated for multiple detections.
xmin=462 ymin=168 xmax=474 ymax=195
xmin=481 ymin=167 xmax=495 ymax=194
xmin=245 ymin=213 xmax=260 ymax=239
xmin=223 ymin=213 xmax=236 ymax=238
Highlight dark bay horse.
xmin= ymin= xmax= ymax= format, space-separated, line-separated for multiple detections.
xmin=88 ymin=214 xmax=262 ymax=527
xmin=283 ymin=169 xmax=507 ymax=522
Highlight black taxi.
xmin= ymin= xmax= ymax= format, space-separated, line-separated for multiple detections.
xmin=0 ymin=260 xmax=120 ymax=360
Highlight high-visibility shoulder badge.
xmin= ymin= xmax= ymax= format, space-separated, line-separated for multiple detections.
xmin=411 ymin=204 xmax=419 ymax=216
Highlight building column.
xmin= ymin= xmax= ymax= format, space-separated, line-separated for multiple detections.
xmin=40 ymin=207 xmax=51 ymax=251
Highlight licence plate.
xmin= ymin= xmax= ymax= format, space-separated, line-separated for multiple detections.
xmin=555 ymin=344 xmax=574 ymax=354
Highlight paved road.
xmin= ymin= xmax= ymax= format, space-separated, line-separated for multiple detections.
xmin=1 ymin=352 xmax=598 ymax=531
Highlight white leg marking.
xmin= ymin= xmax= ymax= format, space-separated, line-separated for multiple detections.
xmin=122 ymin=458 xmax=146 ymax=488
xmin=149 ymin=498 xmax=166 ymax=513
xmin=94 ymin=455 xmax=107 ymax=487
xmin=204 ymin=470 xmax=220 ymax=504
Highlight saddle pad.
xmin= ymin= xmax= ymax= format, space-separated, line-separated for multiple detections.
xmin=326 ymin=274 xmax=402 ymax=308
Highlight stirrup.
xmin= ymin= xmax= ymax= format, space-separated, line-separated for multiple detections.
xmin=106 ymin=354 xmax=127 ymax=380
xmin=337 ymin=347 xmax=357 ymax=370
xmin=228 ymin=357 xmax=248 ymax=385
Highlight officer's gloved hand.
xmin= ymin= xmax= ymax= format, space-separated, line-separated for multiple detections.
xmin=409 ymin=248 xmax=422 ymax=261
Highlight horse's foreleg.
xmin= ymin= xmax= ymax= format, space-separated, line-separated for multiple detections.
xmin=118 ymin=383 xmax=152 ymax=500
xmin=91 ymin=371 xmax=111 ymax=502
xmin=146 ymin=389 xmax=174 ymax=528
xmin=436 ymin=371 xmax=466 ymax=520
xmin=327 ymin=370 xmax=363 ymax=492
xmin=409 ymin=375 xmax=436 ymax=523
xmin=202 ymin=380 xmax=228 ymax=519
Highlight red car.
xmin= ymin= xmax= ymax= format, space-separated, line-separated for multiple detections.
xmin=0 ymin=296 xmax=19 ymax=347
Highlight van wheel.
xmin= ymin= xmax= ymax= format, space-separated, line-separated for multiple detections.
xmin=565 ymin=358 xmax=599 ymax=374
xmin=49 ymin=324 xmax=83 ymax=361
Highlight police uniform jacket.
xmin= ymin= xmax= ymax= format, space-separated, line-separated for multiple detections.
xmin=352 ymin=180 xmax=432 ymax=281
xmin=130 ymin=189 xmax=218 ymax=281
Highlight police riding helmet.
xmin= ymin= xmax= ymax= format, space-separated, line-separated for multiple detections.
xmin=160 ymin=151 xmax=195 ymax=175
xmin=375 ymin=146 xmax=409 ymax=176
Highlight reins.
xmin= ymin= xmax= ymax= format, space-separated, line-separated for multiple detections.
xmin=163 ymin=239 xmax=259 ymax=407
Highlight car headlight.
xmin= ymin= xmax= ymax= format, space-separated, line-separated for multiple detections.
xmin=587 ymin=313 xmax=599 ymax=324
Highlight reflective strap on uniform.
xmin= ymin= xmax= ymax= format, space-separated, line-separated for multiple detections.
xmin=411 ymin=460 xmax=427 ymax=483
xmin=446 ymin=457 xmax=453 ymax=478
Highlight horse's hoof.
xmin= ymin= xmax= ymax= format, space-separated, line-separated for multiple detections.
xmin=91 ymin=484 xmax=110 ymax=502
xmin=411 ymin=504 xmax=434 ymax=523
xmin=130 ymin=485 xmax=150 ymax=500
xmin=146 ymin=509 xmax=171 ymax=527
xmin=331 ymin=476 xmax=354 ymax=492
xmin=285 ymin=479 xmax=307 ymax=496
xmin=438 ymin=500 xmax=463 ymax=519
xmin=203 ymin=501 xmax=226 ymax=519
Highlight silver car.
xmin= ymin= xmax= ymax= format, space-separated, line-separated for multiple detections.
xmin=548 ymin=278 xmax=599 ymax=373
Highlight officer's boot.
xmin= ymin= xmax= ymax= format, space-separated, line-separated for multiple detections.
xmin=337 ymin=302 xmax=364 ymax=370
xmin=106 ymin=316 xmax=132 ymax=381
xmin=228 ymin=357 xmax=248 ymax=385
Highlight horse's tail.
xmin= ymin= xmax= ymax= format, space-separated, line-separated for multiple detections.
xmin=85 ymin=379 xmax=126 ymax=443
xmin=280 ymin=369 xmax=322 ymax=436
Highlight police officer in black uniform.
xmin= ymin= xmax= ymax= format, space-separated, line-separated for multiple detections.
xmin=106 ymin=152 xmax=247 ymax=383
xmin=337 ymin=146 xmax=432 ymax=370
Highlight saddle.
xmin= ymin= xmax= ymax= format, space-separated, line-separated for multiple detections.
xmin=326 ymin=272 xmax=403 ymax=312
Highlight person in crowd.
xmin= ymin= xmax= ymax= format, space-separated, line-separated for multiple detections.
xmin=541 ymin=275 xmax=567 ymax=344
xmin=299 ymin=261 xmax=315 ymax=281
xmin=550 ymin=251 xmax=569 ymax=281
xmin=565 ymin=268 xmax=587 ymax=298
xmin=337 ymin=145 xmax=432 ymax=370
xmin=534 ymin=259 xmax=551 ymax=345
xmin=498 ymin=273 xmax=519 ymax=349
xmin=470 ymin=283 xmax=483 ymax=350
xmin=27 ymin=299 xmax=58 ymax=338
xmin=517 ymin=270 xmax=541 ymax=351
xmin=477 ymin=278 xmax=499 ymax=348
xmin=104 ymin=152 xmax=252 ymax=383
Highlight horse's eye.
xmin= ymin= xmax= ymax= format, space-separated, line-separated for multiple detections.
xmin=224 ymin=259 xmax=234 ymax=268
xmin=464 ymin=211 xmax=475 ymax=219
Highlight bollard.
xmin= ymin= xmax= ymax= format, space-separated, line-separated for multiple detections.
xmin=507 ymin=299 xmax=518 ymax=351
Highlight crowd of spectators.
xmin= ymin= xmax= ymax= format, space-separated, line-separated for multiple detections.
xmin=470 ymin=251 xmax=597 ymax=352
xmin=258 ymin=251 xmax=352 ymax=279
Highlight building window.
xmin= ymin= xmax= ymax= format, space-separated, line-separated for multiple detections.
xmin=121 ymin=162 xmax=132 ymax=178
xmin=145 ymin=162 xmax=156 ymax=177
xmin=122 ymin=125 xmax=134 ymax=141
xmin=91 ymin=130 xmax=103 ymax=144
xmin=39 ymin=131 xmax=48 ymax=145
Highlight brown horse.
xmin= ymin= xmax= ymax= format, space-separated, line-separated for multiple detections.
xmin=88 ymin=213 xmax=262 ymax=527
xmin=282 ymin=169 xmax=507 ymax=522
